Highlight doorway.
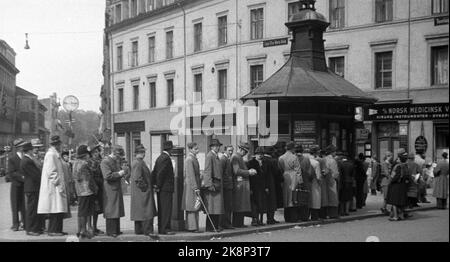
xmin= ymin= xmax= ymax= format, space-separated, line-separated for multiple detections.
xmin=378 ymin=138 xmax=400 ymax=160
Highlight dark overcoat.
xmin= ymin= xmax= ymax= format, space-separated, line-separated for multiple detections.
xmin=152 ymin=153 xmax=174 ymax=193
xmin=21 ymin=155 xmax=41 ymax=193
xmin=101 ymin=156 xmax=125 ymax=219
xmin=130 ymin=159 xmax=157 ymax=221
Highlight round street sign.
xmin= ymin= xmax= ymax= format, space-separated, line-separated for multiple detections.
xmin=63 ymin=95 xmax=79 ymax=111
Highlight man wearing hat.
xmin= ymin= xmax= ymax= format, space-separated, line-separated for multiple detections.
xmin=306 ymin=146 xmax=322 ymax=220
xmin=202 ymin=138 xmax=225 ymax=232
xmin=100 ymin=145 xmax=128 ymax=237
xmin=278 ymin=141 xmax=303 ymax=222
xmin=30 ymin=138 xmax=45 ymax=169
xmin=88 ymin=143 xmax=105 ymax=235
xmin=295 ymin=144 xmax=313 ymax=221
xmin=262 ymin=146 xmax=281 ymax=224
xmin=20 ymin=141 xmax=43 ymax=236
xmin=406 ymin=153 xmax=422 ymax=208
xmin=7 ymin=138 xmax=27 ymax=231
xmin=219 ymin=145 xmax=235 ymax=230
xmin=152 ymin=140 xmax=176 ymax=235
xmin=37 ymin=135 xmax=70 ymax=236
xmin=323 ymin=145 xmax=340 ymax=219
xmin=73 ymin=145 xmax=98 ymax=238
xmin=182 ymin=142 xmax=202 ymax=233
xmin=130 ymin=145 xmax=157 ymax=235
xmin=231 ymin=142 xmax=257 ymax=227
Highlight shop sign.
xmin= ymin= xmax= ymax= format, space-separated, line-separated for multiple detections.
xmin=294 ymin=121 xmax=316 ymax=135
xmin=356 ymin=129 xmax=370 ymax=140
xmin=263 ymin=37 xmax=289 ymax=48
xmin=415 ymin=136 xmax=428 ymax=154
xmin=364 ymin=103 xmax=449 ymax=121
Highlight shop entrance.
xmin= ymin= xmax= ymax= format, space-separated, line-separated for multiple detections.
xmin=378 ymin=138 xmax=400 ymax=160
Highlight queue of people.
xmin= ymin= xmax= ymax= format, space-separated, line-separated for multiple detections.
xmin=3 ymin=135 xmax=449 ymax=238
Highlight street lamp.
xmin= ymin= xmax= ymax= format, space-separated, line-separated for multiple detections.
xmin=24 ymin=33 xmax=30 ymax=50
xmin=62 ymin=95 xmax=79 ymax=159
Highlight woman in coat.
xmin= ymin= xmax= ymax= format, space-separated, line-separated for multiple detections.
xmin=386 ymin=149 xmax=411 ymax=221
xmin=433 ymin=152 xmax=449 ymax=209
xmin=380 ymin=152 xmax=394 ymax=215
xmin=231 ymin=142 xmax=257 ymax=227
xmin=130 ymin=145 xmax=156 ymax=235
xmin=181 ymin=142 xmax=201 ymax=232
xmin=307 ymin=147 xmax=322 ymax=220
xmin=37 ymin=135 xmax=69 ymax=236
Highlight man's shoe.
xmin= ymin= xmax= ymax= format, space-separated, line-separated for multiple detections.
xmin=10 ymin=226 xmax=19 ymax=232
xmin=48 ymin=233 xmax=64 ymax=237
xmin=94 ymin=229 xmax=105 ymax=235
xmin=26 ymin=232 xmax=41 ymax=236
xmin=108 ymin=234 xmax=118 ymax=238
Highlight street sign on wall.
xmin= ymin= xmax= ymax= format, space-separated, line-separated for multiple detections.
xmin=364 ymin=103 xmax=449 ymax=121
xmin=263 ymin=37 xmax=289 ymax=48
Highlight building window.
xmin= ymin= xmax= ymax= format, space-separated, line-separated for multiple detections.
xmin=375 ymin=0 xmax=393 ymax=23
xmin=123 ymin=0 xmax=129 ymax=20
xmin=250 ymin=65 xmax=264 ymax=90
xmin=432 ymin=0 xmax=449 ymax=14
xmin=117 ymin=46 xmax=123 ymax=71
xmin=139 ymin=0 xmax=146 ymax=14
xmin=167 ymin=79 xmax=174 ymax=105
xmin=194 ymin=74 xmax=203 ymax=102
xmin=329 ymin=56 xmax=345 ymax=78
xmin=218 ymin=69 xmax=227 ymax=99
xmin=148 ymin=36 xmax=155 ymax=63
xmin=131 ymin=41 xmax=139 ymax=67
xmin=375 ymin=51 xmax=393 ymax=89
xmin=149 ymin=82 xmax=156 ymax=108
xmin=250 ymin=8 xmax=264 ymax=40
xmin=329 ymin=0 xmax=345 ymax=29
xmin=288 ymin=2 xmax=301 ymax=21
xmin=432 ymin=45 xmax=449 ymax=85
xmin=166 ymin=31 xmax=173 ymax=59
xmin=131 ymin=0 xmax=138 ymax=17
xmin=118 ymin=88 xmax=124 ymax=112
xmin=194 ymin=23 xmax=202 ymax=52
xmin=218 ymin=16 xmax=228 ymax=46
xmin=133 ymin=84 xmax=139 ymax=110
xmin=115 ymin=4 xmax=122 ymax=23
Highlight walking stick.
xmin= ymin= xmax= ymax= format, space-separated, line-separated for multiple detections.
xmin=196 ymin=191 xmax=218 ymax=233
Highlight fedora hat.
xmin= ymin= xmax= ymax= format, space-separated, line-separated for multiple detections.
xmin=50 ymin=135 xmax=62 ymax=146
xmin=13 ymin=138 xmax=26 ymax=148
xmin=254 ymin=147 xmax=264 ymax=155
xmin=31 ymin=138 xmax=44 ymax=148
xmin=325 ymin=144 xmax=337 ymax=155
xmin=238 ymin=142 xmax=250 ymax=152
xmin=22 ymin=142 xmax=33 ymax=152
xmin=135 ymin=144 xmax=146 ymax=154
xmin=397 ymin=148 xmax=408 ymax=158
xmin=163 ymin=141 xmax=174 ymax=151
xmin=209 ymin=139 xmax=223 ymax=147
xmin=77 ymin=145 xmax=89 ymax=158
xmin=309 ymin=145 xmax=320 ymax=155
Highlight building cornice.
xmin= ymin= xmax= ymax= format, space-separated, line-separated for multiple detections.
xmin=0 ymin=54 xmax=19 ymax=75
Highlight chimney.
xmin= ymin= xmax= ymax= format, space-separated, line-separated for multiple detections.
xmin=285 ymin=0 xmax=330 ymax=71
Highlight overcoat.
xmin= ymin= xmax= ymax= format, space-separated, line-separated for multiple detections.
xmin=37 ymin=147 xmax=69 ymax=214
xmin=247 ymin=157 xmax=277 ymax=213
xmin=407 ymin=161 xmax=422 ymax=199
xmin=231 ymin=152 xmax=251 ymax=212
xmin=386 ymin=163 xmax=411 ymax=207
xmin=101 ymin=156 xmax=125 ymax=219
xmin=182 ymin=153 xmax=201 ymax=212
xmin=220 ymin=154 xmax=234 ymax=212
xmin=21 ymin=155 xmax=41 ymax=193
xmin=263 ymin=155 xmax=278 ymax=212
xmin=7 ymin=153 xmax=25 ymax=187
xmin=89 ymin=157 xmax=104 ymax=214
xmin=268 ymin=156 xmax=284 ymax=208
xmin=202 ymin=150 xmax=224 ymax=215
xmin=321 ymin=155 xmax=339 ymax=207
xmin=278 ymin=151 xmax=302 ymax=207
xmin=298 ymin=154 xmax=313 ymax=207
xmin=433 ymin=159 xmax=449 ymax=199
xmin=130 ymin=159 xmax=157 ymax=221
xmin=338 ymin=159 xmax=355 ymax=202
xmin=308 ymin=155 xmax=322 ymax=209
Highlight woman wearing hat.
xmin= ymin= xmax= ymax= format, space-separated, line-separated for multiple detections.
xmin=130 ymin=145 xmax=157 ymax=235
xmin=73 ymin=145 xmax=98 ymax=238
xmin=386 ymin=149 xmax=411 ymax=221
xmin=433 ymin=152 xmax=449 ymax=209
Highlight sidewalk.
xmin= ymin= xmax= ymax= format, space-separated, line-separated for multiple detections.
xmin=0 ymin=178 xmax=438 ymax=242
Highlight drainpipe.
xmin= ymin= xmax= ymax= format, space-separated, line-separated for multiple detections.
xmin=109 ymin=31 xmax=115 ymax=146
xmin=177 ymin=1 xmax=187 ymax=148
xmin=235 ymin=0 xmax=240 ymax=146
xmin=407 ymin=0 xmax=411 ymax=100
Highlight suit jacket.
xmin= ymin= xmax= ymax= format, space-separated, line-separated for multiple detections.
xmin=152 ymin=152 xmax=174 ymax=193
xmin=8 ymin=153 xmax=25 ymax=187
xmin=220 ymin=154 xmax=234 ymax=190
xmin=21 ymin=155 xmax=41 ymax=193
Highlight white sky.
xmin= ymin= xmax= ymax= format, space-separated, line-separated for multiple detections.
xmin=0 ymin=0 xmax=105 ymax=112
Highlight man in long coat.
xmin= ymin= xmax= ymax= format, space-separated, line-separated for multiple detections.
xmin=202 ymin=139 xmax=224 ymax=232
xmin=20 ymin=142 xmax=42 ymax=236
xmin=262 ymin=147 xmax=279 ymax=224
xmin=278 ymin=142 xmax=303 ymax=222
xmin=220 ymin=145 xmax=234 ymax=229
xmin=7 ymin=138 xmax=26 ymax=231
xmin=307 ymin=146 xmax=322 ymax=221
xmin=88 ymin=144 xmax=105 ymax=235
xmin=37 ymin=136 xmax=69 ymax=236
xmin=247 ymin=147 xmax=268 ymax=226
xmin=323 ymin=145 xmax=340 ymax=219
xmin=296 ymin=144 xmax=313 ymax=221
xmin=231 ymin=142 xmax=256 ymax=227
xmin=152 ymin=141 xmax=175 ymax=235
xmin=406 ymin=153 xmax=422 ymax=208
xmin=337 ymin=153 xmax=354 ymax=216
xmin=130 ymin=145 xmax=156 ymax=235
xmin=100 ymin=145 xmax=128 ymax=237
xmin=182 ymin=142 xmax=201 ymax=232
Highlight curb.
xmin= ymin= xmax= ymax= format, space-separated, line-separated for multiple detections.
xmin=0 ymin=206 xmax=438 ymax=242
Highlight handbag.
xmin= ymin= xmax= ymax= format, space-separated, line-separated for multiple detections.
xmin=292 ymin=184 xmax=309 ymax=206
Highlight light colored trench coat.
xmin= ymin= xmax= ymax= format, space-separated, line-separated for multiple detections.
xmin=202 ymin=150 xmax=224 ymax=215
xmin=308 ymin=155 xmax=322 ymax=209
xmin=182 ymin=153 xmax=201 ymax=212
xmin=130 ymin=159 xmax=157 ymax=221
xmin=37 ymin=147 xmax=69 ymax=214
xmin=278 ymin=151 xmax=302 ymax=208
xmin=321 ymin=155 xmax=339 ymax=208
